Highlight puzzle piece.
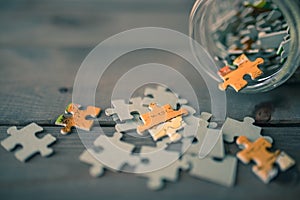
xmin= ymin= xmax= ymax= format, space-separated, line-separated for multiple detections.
xmin=244 ymin=0 xmax=269 ymax=9
xmin=170 ymin=112 xmax=215 ymax=154
xmin=222 ymin=116 xmax=273 ymax=144
xmin=180 ymin=105 xmax=201 ymax=138
xmin=137 ymin=158 xmax=190 ymax=190
xmin=79 ymin=149 xmax=106 ymax=177
xmin=142 ymin=86 xmax=187 ymax=108
xmin=1 ymin=123 xmax=56 ymax=162
xmin=187 ymin=118 xmax=224 ymax=159
xmin=55 ymin=103 xmax=101 ymax=134
xmin=105 ymin=98 xmax=149 ymax=122
xmin=277 ymin=38 xmax=290 ymax=62
xmin=93 ymin=132 xmax=140 ymax=170
xmin=135 ymin=145 xmax=188 ymax=190
xmin=275 ymin=151 xmax=295 ymax=171
xmin=236 ymin=136 xmax=281 ymax=183
xmin=136 ymin=145 xmax=178 ymax=172
xmin=105 ymin=99 xmax=134 ymax=121
xmin=115 ymin=119 xmax=139 ymax=133
xmin=218 ymin=54 xmax=264 ymax=92
xmin=258 ymin=30 xmax=287 ymax=49
xmin=148 ymin=116 xmax=185 ymax=142
xmin=137 ymin=103 xmax=188 ymax=134
xmin=186 ymin=154 xmax=237 ymax=187
xmin=129 ymin=97 xmax=149 ymax=114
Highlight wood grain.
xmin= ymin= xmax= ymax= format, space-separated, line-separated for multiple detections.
xmin=0 ymin=0 xmax=299 ymax=199
xmin=0 ymin=126 xmax=299 ymax=200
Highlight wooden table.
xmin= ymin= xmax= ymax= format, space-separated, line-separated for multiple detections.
xmin=0 ymin=1 xmax=299 ymax=199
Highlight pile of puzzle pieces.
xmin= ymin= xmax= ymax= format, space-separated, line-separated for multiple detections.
xmin=1 ymin=85 xmax=295 ymax=190
xmin=213 ymin=0 xmax=291 ymax=92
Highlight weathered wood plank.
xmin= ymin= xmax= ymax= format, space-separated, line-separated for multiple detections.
xmin=0 ymin=126 xmax=299 ymax=200
xmin=0 ymin=0 xmax=193 ymax=47
xmin=1 ymin=47 xmax=300 ymax=125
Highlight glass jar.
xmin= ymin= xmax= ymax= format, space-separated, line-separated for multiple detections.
xmin=189 ymin=0 xmax=300 ymax=93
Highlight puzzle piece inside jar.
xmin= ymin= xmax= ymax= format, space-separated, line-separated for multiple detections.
xmin=137 ymin=103 xmax=188 ymax=134
xmin=218 ymin=54 xmax=264 ymax=92
xmin=55 ymin=103 xmax=101 ymax=134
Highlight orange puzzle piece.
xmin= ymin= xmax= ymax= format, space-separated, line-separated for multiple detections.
xmin=55 ymin=103 xmax=101 ymax=134
xmin=218 ymin=54 xmax=264 ymax=92
xmin=236 ymin=136 xmax=280 ymax=183
xmin=137 ymin=103 xmax=188 ymax=134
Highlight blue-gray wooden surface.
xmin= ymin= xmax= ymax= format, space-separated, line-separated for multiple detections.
xmin=0 ymin=1 xmax=299 ymax=200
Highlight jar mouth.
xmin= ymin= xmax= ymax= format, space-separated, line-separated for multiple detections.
xmin=189 ymin=0 xmax=300 ymax=93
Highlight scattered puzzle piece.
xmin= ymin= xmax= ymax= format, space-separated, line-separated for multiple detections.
xmin=236 ymin=136 xmax=280 ymax=183
xmin=186 ymin=154 xmax=237 ymax=187
xmin=105 ymin=98 xmax=148 ymax=122
xmin=136 ymin=145 xmax=179 ymax=173
xmin=136 ymin=145 xmax=188 ymax=190
xmin=129 ymin=97 xmax=149 ymax=114
xmin=222 ymin=116 xmax=273 ymax=144
xmin=180 ymin=105 xmax=201 ymax=138
xmin=218 ymin=54 xmax=264 ymax=92
xmin=137 ymin=103 xmax=188 ymax=134
xmin=1 ymin=123 xmax=56 ymax=162
xmin=142 ymin=86 xmax=187 ymax=108
xmin=55 ymin=103 xmax=101 ymax=134
xmin=137 ymin=158 xmax=190 ymax=190
xmin=105 ymin=99 xmax=135 ymax=121
xmin=93 ymin=132 xmax=140 ymax=170
xmin=186 ymin=114 xmax=224 ymax=159
xmin=115 ymin=118 xmax=140 ymax=133
xmin=148 ymin=116 xmax=185 ymax=142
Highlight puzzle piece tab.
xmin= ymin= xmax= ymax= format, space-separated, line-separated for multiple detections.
xmin=1 ymin=123 xmax=56 ymax=162
xmin=148 ymin=116 xmax=185 ymax=142
xmin=55 ymin=103 xmax=101 ymax=134
xmin=236 ymin=136 xmax=280 ymax=183
xmin=137 ymin=103 xmax=188 ymax=134
xmin=218 ymin=54 xmax=264 ymax=92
